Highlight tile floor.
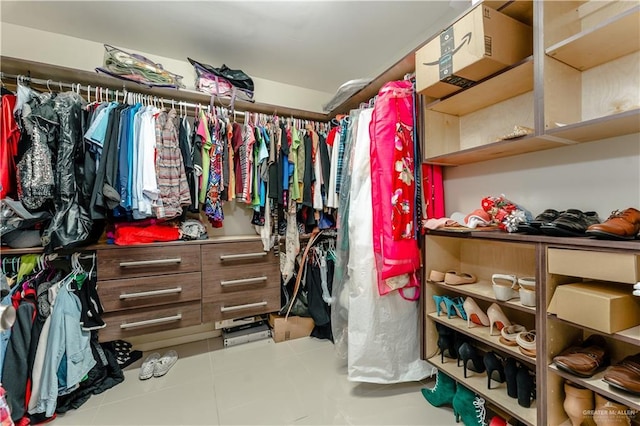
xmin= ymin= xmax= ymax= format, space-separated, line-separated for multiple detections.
xmin=52 ymin=336 xmax=457 ymax=426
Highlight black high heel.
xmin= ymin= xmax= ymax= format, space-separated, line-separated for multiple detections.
xmin=435 ymin=323 xmax=457 ymax=363
xmin=516 ymin=365 xmax=535 ymax=408
xmin=483 ymin=351 xmax=505 ymax=389
xmin=504 ymin=357 xmax=518 ymax=398
xmin=457 ymin=342 xmax=485 ymax=378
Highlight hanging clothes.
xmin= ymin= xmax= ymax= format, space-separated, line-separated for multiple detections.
xmin=369 ymin=80 xmax=421 ymax=298
xmin=346 ymin=107 xmax=432 ymax=384
xmin=1 ymin=90 xmax=20 ymax=199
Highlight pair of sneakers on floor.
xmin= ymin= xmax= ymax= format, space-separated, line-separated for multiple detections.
xmin=139 ymin=350 xmax=179 ymax=380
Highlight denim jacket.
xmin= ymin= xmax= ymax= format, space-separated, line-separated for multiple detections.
xmin=30 ymin=283 xmax=95 ymax=417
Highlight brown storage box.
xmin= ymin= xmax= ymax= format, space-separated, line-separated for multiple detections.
xmin=548 ymin=248 xmax=640 ymax=284
xmin=415 ymin=4 xmax=532 ymax=99
xmin=548 ymin=282 xmax=640 ymax=333
xmin=268 ymin=313 xmax=315 ymax=343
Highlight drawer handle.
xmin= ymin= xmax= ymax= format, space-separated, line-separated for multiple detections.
xmin=219 ymin=252 xmax=267 ymax=261
xmin=120 ymin=314 xmax=182 ymax=329
xmin=119 ymin=258 xmax=182 ymax=267
xmin=119 ymin=287 xmax=183 ymax=300
xmin=220 ymin=277 xmax=267 ymax=287
xmin=220 ymin=301 xmax=267 ymax=313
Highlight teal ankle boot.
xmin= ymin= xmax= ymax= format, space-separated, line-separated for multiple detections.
xmin=421 ymin=371 xmax=456 ymax=407
xmin=452 ymin=383 xmax=487 ymax=426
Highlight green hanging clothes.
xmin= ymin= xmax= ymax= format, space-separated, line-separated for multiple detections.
xmin=197 ymin=111 xmax=212 ymax=204
xmin=289 ymin=125 xmax=301 ymax=202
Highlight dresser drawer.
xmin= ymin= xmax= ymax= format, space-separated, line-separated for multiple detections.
xmin=201 ymin=241 xmax=276 ymax=271
xmin=97 ymin=245 xmax=201 ymax=280
xmin=98 ymin=272 xmax=201 ymax=312
xmin=202 ymin=288 xmax=280 ymax=323
xmin=202 ymin=264 xmax=279 ymax=298
xmin=99 ymin=301 xmax=201 ymax=342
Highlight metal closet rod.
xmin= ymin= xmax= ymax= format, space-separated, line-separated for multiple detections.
xmin=0 ymin=71 xmax=249 ymax=114
xmin=0 ymin=71 xmax=326 ymax=123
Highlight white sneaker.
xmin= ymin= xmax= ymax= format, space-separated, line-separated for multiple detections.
xmin=139 ymin=352 xmax=160 ymax=380
xmin=153 ymin=350 xmax=178 ymax=377
xmin=633 ymin=290 xmax=640 ymax=297
xmin=634 ymin=282 xmax=640 ymax=290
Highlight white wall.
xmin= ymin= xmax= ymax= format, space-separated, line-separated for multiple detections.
xmin=443 ymin=133 xmax=640 ymax=220
xmin=0 ymin=23 xmax=333 ymax=113
xmin=1 ymin=23 xmax=336 ymax=236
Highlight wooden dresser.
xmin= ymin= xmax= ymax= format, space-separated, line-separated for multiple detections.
xmin=94 ymin=236 xmax=280 ymax=342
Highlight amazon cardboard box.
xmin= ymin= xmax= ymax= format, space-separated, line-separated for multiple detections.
xmin=548 ymin=282 xmax=640 ymax=334
xmin=268 ymin=313 xmax=315 ymax=343
xmin=416 ymin=4 xmax=533 ymax=99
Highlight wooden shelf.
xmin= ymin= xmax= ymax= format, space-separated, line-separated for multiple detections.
xmin=426 ymin=58 xmax=533 ymax=117
xmin=545 ymin=6 xmax=640 ymax=71
xmin=549 ymin=364 xmax=640 ymax=412
xmin=545 ymin=108 xmax=640 ymax=144
xmin=428 ymin=356 xmax=537 ymax=426
xmin=547 ymin=314 xmax=640 ymax=347
xmin=424 ymin=135 xmax=564 ymax=166
xmin=430 ymin=280 xmax=536 ymax=315
xmin=428 ymin=313 xmax=536 ymax=366
xmin=0 ymin=56 xmax=328 ymax=122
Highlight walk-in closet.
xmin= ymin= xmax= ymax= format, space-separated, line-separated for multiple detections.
xmin=1 ymin=1 xmax=639 ymax=425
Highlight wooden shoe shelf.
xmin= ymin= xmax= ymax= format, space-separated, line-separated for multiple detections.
xmin=423 ymin=231 xmax=640 ymax=426
xmin=544 ymin=242 xmax=640 ymax=425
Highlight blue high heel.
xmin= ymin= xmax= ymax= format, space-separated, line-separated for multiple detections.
xmin=443 ymin=296 xmax=467 ymax=320
xmin=433 ymin=295 xmax=455 ymax=317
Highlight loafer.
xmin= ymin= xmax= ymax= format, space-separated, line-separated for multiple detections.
xmin=540 ymin=209 xmax=600 ymax=237
xmin=518 ymin=209 xmax=562 ymax=234
xmin=586 ymin=208 xmax=640 ymax=240
xmin=553 ymin=335 xmax=608 ymax=378
xmin=603 ymin=362 xmax=640 ymax=396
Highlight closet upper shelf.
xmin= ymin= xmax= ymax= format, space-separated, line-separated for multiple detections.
xmin=0 ymin=56 xmax=328 ymax=122
xmin=545 ymin=6 xmax=640 ymax=71
xmin=425 ymin=57 xmax=533 ymax=117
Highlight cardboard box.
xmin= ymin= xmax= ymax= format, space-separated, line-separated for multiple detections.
xmin=548 ymin=282 xmax=640 ymax=333
xmin=548 ymin=248 xmax=640 ymax=284
xmin=268 ymin=313 xmax=315 ymax=343
xmin=415 ymin=4 xmax=533 ymax=99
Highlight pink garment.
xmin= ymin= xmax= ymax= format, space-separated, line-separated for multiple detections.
xmin=369 ymin=80 xmax=421 ymax=297
xmin=423 ymin=164 xmax=445 ymax=219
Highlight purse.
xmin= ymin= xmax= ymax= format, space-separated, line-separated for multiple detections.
xmin=188 ymin=57 xmax=254 ymax=92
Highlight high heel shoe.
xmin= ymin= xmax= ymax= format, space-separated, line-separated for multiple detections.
xmin=436 ymin=323 xmax=458 ymax=363
xmin=483 ymin=351 xmax=506 ymax=389
xmin=433 ymin=295 xmax=454 ymax=317
xmin=443 ymin=296 xmax=467 ymax=320
xmin=504 ymin=357 xmax=519 ymax=398
xmin=457 ymin=342 xmax=486 ymax=378
xmin=463 ymin=297 xmax=489 ymax=328
xmin=516 ymin=365 xmax=535 ymax=408
xmin=487 ymin=303 xmax=511 ymax=336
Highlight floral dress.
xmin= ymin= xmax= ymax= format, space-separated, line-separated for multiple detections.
xmin=391 ymin=121 xmax=415 ymax=240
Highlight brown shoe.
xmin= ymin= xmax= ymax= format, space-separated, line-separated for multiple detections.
xmin=603 ymin=364 xmax=640 ymax=396
xmin=586 ymin=208 xmax=640 ymax=240
xmin=553 ymin=335 xmax=608 ymax=378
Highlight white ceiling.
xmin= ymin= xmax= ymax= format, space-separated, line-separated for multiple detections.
xmin=1 ymin=1 xmax=468 ymax=94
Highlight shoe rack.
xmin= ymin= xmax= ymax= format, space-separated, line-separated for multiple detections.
xmin=423 ymin=231 xmax=640 ymax=426
xmin=421 ymin=0 xmax=640 ymax=166
xmin=544 ymin=242 xmax=640 ymax=426
xmin=423 ymin=233 xmax=539 ymax=426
